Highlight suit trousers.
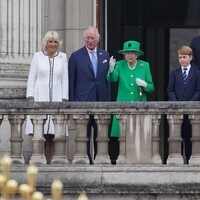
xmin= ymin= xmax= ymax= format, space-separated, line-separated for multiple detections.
xmin=87 ymin=115 xmax=97 ymax=164
xmin=181 ymin=114 xmax=192 ymax=162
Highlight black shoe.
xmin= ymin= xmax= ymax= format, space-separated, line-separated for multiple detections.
xmin=90 ymin=160 xmax=94 ymax=165
xmin=111 ymin=160 xmax=116 ymax=165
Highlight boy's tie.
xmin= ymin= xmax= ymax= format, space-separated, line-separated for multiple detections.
xmin=182 ymin=68 xmax=188 ymax=84
xmin=91 ymin=51 xmax=97 ymax=77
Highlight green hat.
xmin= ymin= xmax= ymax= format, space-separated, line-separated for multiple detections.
xmin=118 ymin=40 xmax=144 ymax=56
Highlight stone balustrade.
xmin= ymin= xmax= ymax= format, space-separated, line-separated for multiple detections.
xmin=0 ymin=100 xmax=200 ymax=165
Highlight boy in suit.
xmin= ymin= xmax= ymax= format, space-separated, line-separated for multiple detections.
xmin=167 ymin=45 xmax=200 ymax=164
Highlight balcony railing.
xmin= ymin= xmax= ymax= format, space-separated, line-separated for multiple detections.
xmin=0 ymin=100 xmax=200 ymax=165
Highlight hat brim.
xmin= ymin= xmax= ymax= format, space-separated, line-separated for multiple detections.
xmin=118 ymin=49 xmax=144 ymax=56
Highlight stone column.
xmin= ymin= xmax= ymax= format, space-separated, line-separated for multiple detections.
xmin=94 ymin=114 xmax=110 ymax=164
xmin=8 ymin=114 xmax=25 ymax=164
xmin=29 ymin=115 xmax=46 ymax=164
xmin=126 ymin=114 xmax=153 ymax=164
xmin=152 ymin=114 xmax=162 ymax=164
xmin=65 ymin=0 xmax=94 ymax=55
xmin=51 ymin=114 xmax=68 ymax=164
xmin=0 ymin=115 xmax=4 ymax=157
xmin=189 ymin=114 xmax=200 ymax=164
xmin=0 ymin=0 xmax=42 ymax=62
xmin=167 ymin=114 xmax=183 ymax=164
xmin=116 ymin=114 xmax=127 ymax=164
xmin=73 ymin=114 xmax=89 ymax=164
xmin=0 ymin=0 xmax=43 ymax=98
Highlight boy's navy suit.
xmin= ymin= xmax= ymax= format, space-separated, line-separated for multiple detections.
xmin=167 ymin=64 xmax=200 ymax=162
xmin=167 ymin=64 xmax=200 ymax=101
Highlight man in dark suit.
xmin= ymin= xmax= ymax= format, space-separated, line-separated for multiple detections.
xmin=167 ymin=46 xmax=200 ymax=164
xmin=68 ymin=26 xmax=110 ymax=164
xmin=190 ymin=36 xmax=200 ymax=69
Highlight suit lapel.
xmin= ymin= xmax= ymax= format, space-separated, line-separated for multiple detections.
xmin=96 ymin=49 xmax=102 ymax=76
xmin=185 ymin=66 xmax=194 ymax=86
xmin=83 ymin=47 xmax=96 ymax=75
xmin=177 ymin=68 xmax=184 ymax=84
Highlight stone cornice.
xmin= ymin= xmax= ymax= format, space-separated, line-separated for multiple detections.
xmin=0 ymin=63 xmax=29 ymax=79
xmin=0 ymin=100 xmax=199 ymax=113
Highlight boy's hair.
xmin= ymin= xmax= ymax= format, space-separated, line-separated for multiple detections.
xmin=177 ymin=46 xmax=192 ymax=56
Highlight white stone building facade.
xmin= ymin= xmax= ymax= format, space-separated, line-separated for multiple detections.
xmin=0 ymin=0 xmax=98 ymax=99
xmin=0 ymin=0 xmax=99 ymax=156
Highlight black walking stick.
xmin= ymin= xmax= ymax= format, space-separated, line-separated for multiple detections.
xmin=139 ymin=87 xmax=142 ymax=101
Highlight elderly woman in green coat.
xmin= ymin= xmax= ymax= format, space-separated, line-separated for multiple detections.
xmin=107 ymin=40 xmax=155 ymax=137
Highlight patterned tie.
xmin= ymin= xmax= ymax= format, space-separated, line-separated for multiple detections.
xmin=182 ymin=68 xmax=188 ymax=84
xmin=91 ymin=51 xmax=97 ymax=77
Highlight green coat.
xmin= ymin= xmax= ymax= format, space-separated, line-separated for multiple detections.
xmin=107 ymin=59 xmax=155 ymax=137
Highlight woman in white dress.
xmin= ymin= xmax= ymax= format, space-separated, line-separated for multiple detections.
xmin=26 ymin=31 xmax=69 ymax=164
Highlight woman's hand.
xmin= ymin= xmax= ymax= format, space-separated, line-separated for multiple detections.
xmin=136 ymin=78 xmax=147 ymax=88
xmin=109 ymin=56 xmax=116 ymax=72
xmin=62 ymin=98 xmax=69 ymax=102
xmin=27 ymin=96 xmax=34 ymax=102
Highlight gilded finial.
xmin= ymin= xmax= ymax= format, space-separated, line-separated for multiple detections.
xmin=6 ymin=179 xmax=18 ymax=195
xmin=77 ymin=192 xmax=89 ymax=200
xmin=0 ymin=154 xmax=18 ymax=199
xmin=31 ymin=191 xmax=44 ymax=200
xmin=51 ymin=179 xmax=63 ymax=200
xmin=27 ymin=165 xmax=38 ymax=193
xmin=19 ymin=184 xmax=32 ymax=200
xmin=19 ymin=164 xmax=38 ymax=200
xmin=1 ymin=154 xmax=12 ymax=182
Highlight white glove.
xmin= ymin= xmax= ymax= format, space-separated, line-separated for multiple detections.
xmin=109 ymin=56 xmax=116 ymax=72
xmin=136 ymin=78 xmax=147 ymax=88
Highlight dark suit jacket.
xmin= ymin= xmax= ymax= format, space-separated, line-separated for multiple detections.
xmin=190 ymin=36 xmax=200 ymax=69
xmin=167 ymin=64 xmax=200 ymax=101
xmin=69 ymin=46 xmax=110 ymax=101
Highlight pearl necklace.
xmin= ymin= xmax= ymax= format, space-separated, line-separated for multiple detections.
xmin=127 ymin=61 xmax=137 ymax=70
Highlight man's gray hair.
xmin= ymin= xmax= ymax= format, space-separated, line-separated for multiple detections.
xmin=83 ymin=26 xmax=100 ymax=40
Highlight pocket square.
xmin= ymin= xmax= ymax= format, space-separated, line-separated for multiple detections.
xmin=103 ymin=59 xmax=108 ymax=63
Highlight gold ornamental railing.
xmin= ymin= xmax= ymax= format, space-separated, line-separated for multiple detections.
xmin=0 ymin=154 xmax=88 ymax=200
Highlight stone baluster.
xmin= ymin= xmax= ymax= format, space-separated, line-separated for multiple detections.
xmin=188 ymin=114 xmax=200 ymax=164
xmin=116 ymin=114 xmax=127 ymax=164
xmin=67 ymin=117 xmax=77 ymax=164
xmin=29 ymin=115 xmax=47 ymax=164
xmin=51 ymin=114 xmax=68 ymax=164
xmin=0 ymin=115 xmax=3 ymax=145
xmin=73 ymin=114 xmax=89 ymax=164
xmin=94 ymin=114 xmax=111 ymax=164
xmin=126 ymin=114 xmax=153 ymax=164
xmin=152 ymin=114 xmax=162 ymax=164
xmin=126 ymin=114 xmax=136 ymax=164
xmin=7 ymin=114 xmax=25 ymax=164
xmin=167 ymin=114 xmax=183 ymax=164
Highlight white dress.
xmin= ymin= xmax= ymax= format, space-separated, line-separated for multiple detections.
xmin=25 ymin=51 xmax=69 ymax=134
